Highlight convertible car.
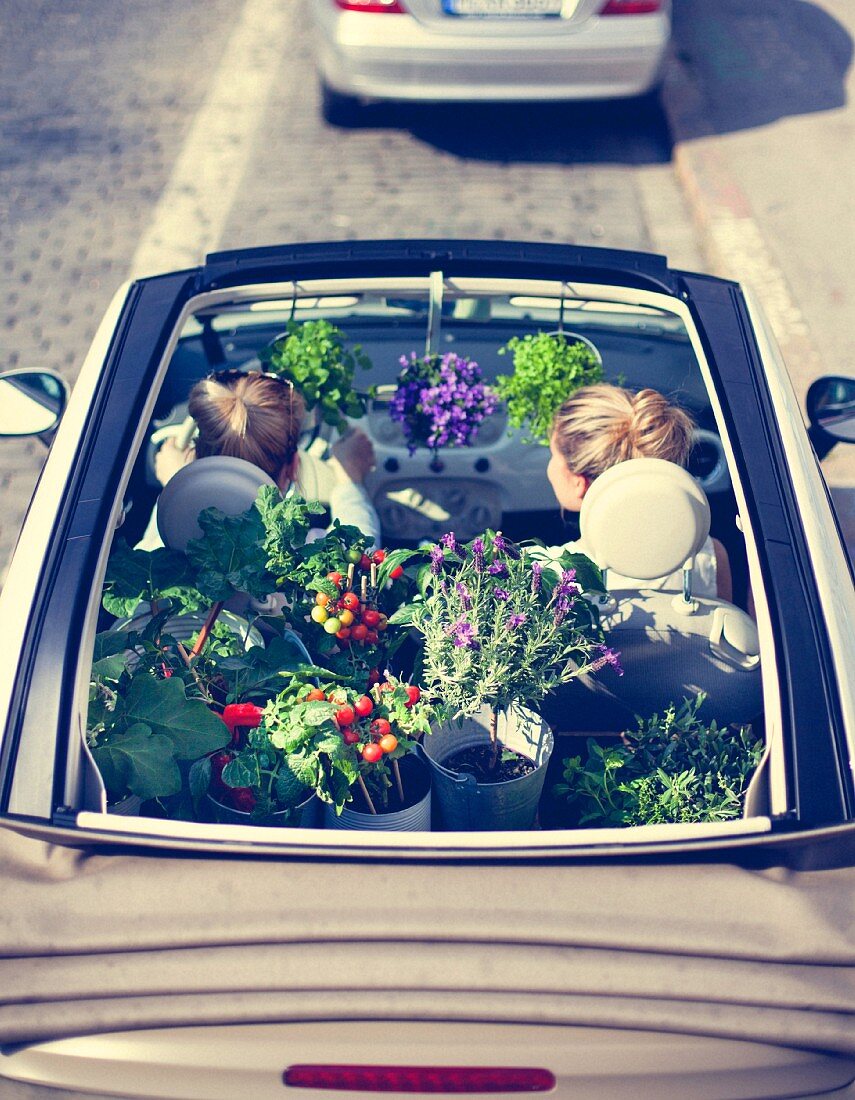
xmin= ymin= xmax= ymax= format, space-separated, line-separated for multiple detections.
xmin=0 ymin=240 xmax=853 ymax=1098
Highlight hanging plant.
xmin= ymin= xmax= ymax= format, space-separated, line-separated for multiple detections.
xmin=495 ymin=331 xmax=603 ymax=445
xmin=388 ymin=351 xmax=498 ymax=466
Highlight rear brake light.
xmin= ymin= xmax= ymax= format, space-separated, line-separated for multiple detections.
xmin=600 ymin=0 xmax=662 ymax=12
xmin=284 ymin=1064 xmax=556 ymax=1093
xmin=333 ymin=0 xmax=406 ymax=11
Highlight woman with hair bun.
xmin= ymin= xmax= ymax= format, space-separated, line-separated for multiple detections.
xmin=149 ymin=369 xmax=381 ymax=548
xmin=542 ymin=383 xmax=732 ymax=600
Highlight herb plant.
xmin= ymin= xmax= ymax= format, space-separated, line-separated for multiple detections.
xmin=397 ymin=531 xmax=618 ymax=765
xmin=259 ymin=319 xmax=372 ymax=431
xmin=495 ymin=331 xmax=603 ymax=445
xmin=553 ymin=694 xmax=764 ymax=827
xmin=389 ymin=351 xmax=498 ymax=460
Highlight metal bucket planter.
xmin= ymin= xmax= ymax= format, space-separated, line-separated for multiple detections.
xmin=422 ymin=704 xmax=553 ymax=831
xmin=207 ymin=790 xmax=321 ymax=828
xmin=324 ymin=755 xmax=432 ymax=832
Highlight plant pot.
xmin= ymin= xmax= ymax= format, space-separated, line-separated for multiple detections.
xmin=323 ymin=755 xmax=432 ymax=832
xmin=107 ymin=794 xmax=143 ymax=816
xmin=422 ymin=704 xmax=554 ymax=831
xmin=207 ymin=790 xmax=320 ymax=828
xmin=113 ymin=609 xmax=264 ymax=655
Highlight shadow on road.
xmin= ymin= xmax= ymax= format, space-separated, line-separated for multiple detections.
xmin=669 ymin=0 xmax=851 ymax=138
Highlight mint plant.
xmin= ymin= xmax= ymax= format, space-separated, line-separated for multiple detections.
xmin=495 ymin=331 xmax=603 ymax=445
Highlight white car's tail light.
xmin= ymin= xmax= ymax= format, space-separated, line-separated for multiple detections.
xmin=600 ymin=0 xmax=662 ymax=13
xmin=283 ymin=1064 xmax=556 ymax=1092
xmin=333 ymin=0 xmax=406 ymax=12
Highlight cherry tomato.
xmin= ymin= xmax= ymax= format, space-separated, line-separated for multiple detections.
xmin=372 ymin=549 xmax=387 ymax=564
xmin=341 ymin=592 xmax=360 ymax=612
xmin=359 ymin=553 xmax=372 ymax=571
xmin=377 ymin=614 xmax=389 ymax=631
xmin=365 ymin=630 xmax=379 ymax=645
xmin=367 ymin=668 xmax=381 ymax=686
xmin=361 ymin=743 xmax=383 ymax=763
xmin=326 ymin=571 xmax=343 ymax=587
xmin=310 ymin=605 xmax=328 ymax=624
xmin=324 ymin=616 xmax=342 ymax=634
xmin=336 ymin=705 xmax=356 ymax=727
xmin=229 ymin=787 xmax=256 ymax=813
xmin=378 ymin=681 xmax=394 ymax=693
xmin=338 ymin=608 xmax=355 ymax=626
xmin=342 ymin=728 xmax=360 ymax=745
xmin=351 ymin=623 xmax=368 ymax=641
xmin=390 ymin=565 xmax=404 ymax=580
xmin=405 ymin=684 xmax=421 ymax=707
xmin=315 ymin=592 xmax=330 ymax=607
xmin=354 ymin=695 xmax=373 ymax=718
xmin=362 ymin=608 xmax=381 ymax=628
xmin=370 ymin=718 xmax=392 ymax=738
xmin=306 ymin=688 xmax=326 ymax=702
xmin=346 ymin=547 xmax=362 ymax=564
xmin=379 ymin=734 xmax=398 ymax=754
xmin=336 ymin=626 xmax=352 ymax=641
xmin=209 ymin=752 xmax=232 ymax=790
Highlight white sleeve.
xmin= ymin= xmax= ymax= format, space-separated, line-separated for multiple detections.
xmin=328 ymin=481 xmax=382 ymax=551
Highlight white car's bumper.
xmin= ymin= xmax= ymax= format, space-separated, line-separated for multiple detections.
xmin=312 ymin=9 xmax=670 ymax=101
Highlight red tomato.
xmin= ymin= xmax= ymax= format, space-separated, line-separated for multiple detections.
xmin=390 ymin=565 xmax=404 ymax=580
xmin=341 ymin=592 xmax=360 ymax=612
xmin=362 ymin=608 xmax=381 ymax=628
xmin=209 ymin=752 xmax=232 ymax=791
xmin=354 ymin=695 xmax=373 ymax=718
xmin=361 ymin=743 xmax=383 ymax=763
xmin=378 ymin=734 xmax=398 ymax=754
xmin=372 ymin=549 xmax=386 ymax=564
xmin=336 ymin=705 xmax=356 ymax=727
xmin=367 ymin=668 xmax=381 ymax=685
xmin=305 ymin=687 xmax=326 ymax=702
xmin=229 ymin=787 xmax=256 ymax=813
xmin=351 ymin=624 xmax=368 ymax=641
xmin=405 ymin=684 xmax=421 ymax=707
xmin=365 ymin=630 xmax=379 ymax=645
xmin=341 ymin=727 xmax=360 ymax=745
xmin=326 ymin=571 xmax=343 ymax=587
xmin=370 ymin=718 xmax=392 ymax=738
xmin=359 ymin=553 xmax=372 ymax=571
xmin=315 ymin=592 xmax=330 ymax=607
xmin=336 ymin=626 xmax=352 ymax=641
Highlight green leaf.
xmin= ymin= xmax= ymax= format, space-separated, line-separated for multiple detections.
xmin=92 ymin=724 xmax=181 ymax=801
xmin=186 ymin=502 xmax=272 ymax=602
xmin=222 ymin=755 xmax=260 ymax=790
xmin=273 ymin=763 xmax=309 ymax=809
xmin=188 ymin=755 xmax=212 ymax=807
xmin=102 ymin=541 xmax=203 ymax=617
xmin=113 ymin=675 xmax=229 ymax=759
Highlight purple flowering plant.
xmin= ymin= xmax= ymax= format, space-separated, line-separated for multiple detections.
xmin=401 ymin=529 xmax=617 ymax=764
xmin=389 ymin=351 xmax=499 ymax=460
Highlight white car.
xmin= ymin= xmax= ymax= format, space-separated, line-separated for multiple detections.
xmin=0 ymin=239 xmax=853 ymax=1098
xmin=309 ymin=0 xmax=671 ymax=124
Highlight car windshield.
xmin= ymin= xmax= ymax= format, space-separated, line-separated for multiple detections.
xmin=78 ymin=273 xmax=774 ymax=855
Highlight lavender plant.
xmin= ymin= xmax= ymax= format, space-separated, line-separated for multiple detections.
xmin=403 ymin=531 xmax=621 ymax=765
xmin=389 ymin=352 xmax=498 ymax=461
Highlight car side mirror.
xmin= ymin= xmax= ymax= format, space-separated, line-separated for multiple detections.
xmin=0 ymin=369 xmax=69 ymax=439
xmin=806 ymin=375 xmax=855 ymax=456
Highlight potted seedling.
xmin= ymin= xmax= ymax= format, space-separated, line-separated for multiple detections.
xmin=398 ymin=531 xmax=620 ymax=830
xmin=495 ymin=331 xmax=603 ymax=445
xmin=551 ymin=694 xmax=765 ymax=828
xmin=387 ymin=351 xmax=498 ymax=470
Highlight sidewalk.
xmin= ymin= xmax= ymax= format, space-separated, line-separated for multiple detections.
xmin=660 ymin=0 xmax=854 ymax=565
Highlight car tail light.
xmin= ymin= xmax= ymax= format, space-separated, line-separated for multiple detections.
xmin=284 ymin=1064 xmax=556 ymax=1093
xmin=600 ymin=0 xmax=662 ymax=13
xmin=333 ymin=0 xmax=406 ymax=12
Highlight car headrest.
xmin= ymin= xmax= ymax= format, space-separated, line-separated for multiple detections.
xmin=580 ymin=458 xmax=711 ymax=581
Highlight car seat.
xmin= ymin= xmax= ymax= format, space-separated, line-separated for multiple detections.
xmin=579 ymin=458 xmax=762 ymax=728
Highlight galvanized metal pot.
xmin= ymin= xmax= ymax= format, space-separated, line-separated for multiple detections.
xmin=324 ymin=754 xmax=432 ymax=832
xmin=207 ymin=791 xmax=320 ymax=828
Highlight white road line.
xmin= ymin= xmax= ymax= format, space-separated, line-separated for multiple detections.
xmin=127 ymin=0 xmax=288 ymax=279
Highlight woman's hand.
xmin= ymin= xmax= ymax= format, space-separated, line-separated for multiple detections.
xmin=329 ymin=428 xmax=376 ymax=485
xmin=154 ymin=437 xmax=195 ymax=486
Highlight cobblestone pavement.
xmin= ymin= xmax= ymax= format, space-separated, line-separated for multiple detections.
xmin=0 ymin=0 xmax=705 ymax=580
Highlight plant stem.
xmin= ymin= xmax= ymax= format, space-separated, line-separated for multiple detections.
xmin=489 ymin=707 xmax=499 ymax=770
xmin=392 ymin=758 xmax=405 ymax=803
xmin=357 ymin=773 xmax=378 ymax=815
xmin=190 ymin=601 xmax=225 ymax=658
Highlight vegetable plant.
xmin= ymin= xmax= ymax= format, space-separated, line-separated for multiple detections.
xmin=396 ymin=531 xmax=618 ymax=767
xmin=495 ymin=331 xmax=603 ymax=445
xmin=553 ymin=694 xmax=765 ymax=827
xmin=258 ymin=318 xmax=372 ymax=431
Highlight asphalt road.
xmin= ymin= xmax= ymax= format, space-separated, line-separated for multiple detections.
xmin=0 ymin=0 xmax=852 ymax=576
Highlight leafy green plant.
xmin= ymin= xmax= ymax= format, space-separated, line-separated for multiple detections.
xmin=258 ymin=319 xmax=372 ymax=430
xmin=102 ymin=540 xmax=204 ymax=618
xmin=495 ymin=331 xmax=603 ymax=445
xmin=396 ymin=530 xmax=615 ymax=765
xmin=553 ymin=694 xmax=764 ymax=827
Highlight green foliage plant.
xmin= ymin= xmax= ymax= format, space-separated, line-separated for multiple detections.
xmin=495 ymin=331 xmax=603 ymax=445
xmin=553 ymin=694 xmax=765 ymax=827
xmin=258 ymin=318 xmax=372 ymax=431
xmin=397 ymin=530 xmax=616 ymax=766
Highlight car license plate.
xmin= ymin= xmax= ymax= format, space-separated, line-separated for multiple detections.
xmin=442 ymin=0 xmax=565 ymax=17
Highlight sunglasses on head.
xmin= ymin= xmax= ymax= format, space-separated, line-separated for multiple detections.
xmin=205 ymin=367 xmax=294 ymax=389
